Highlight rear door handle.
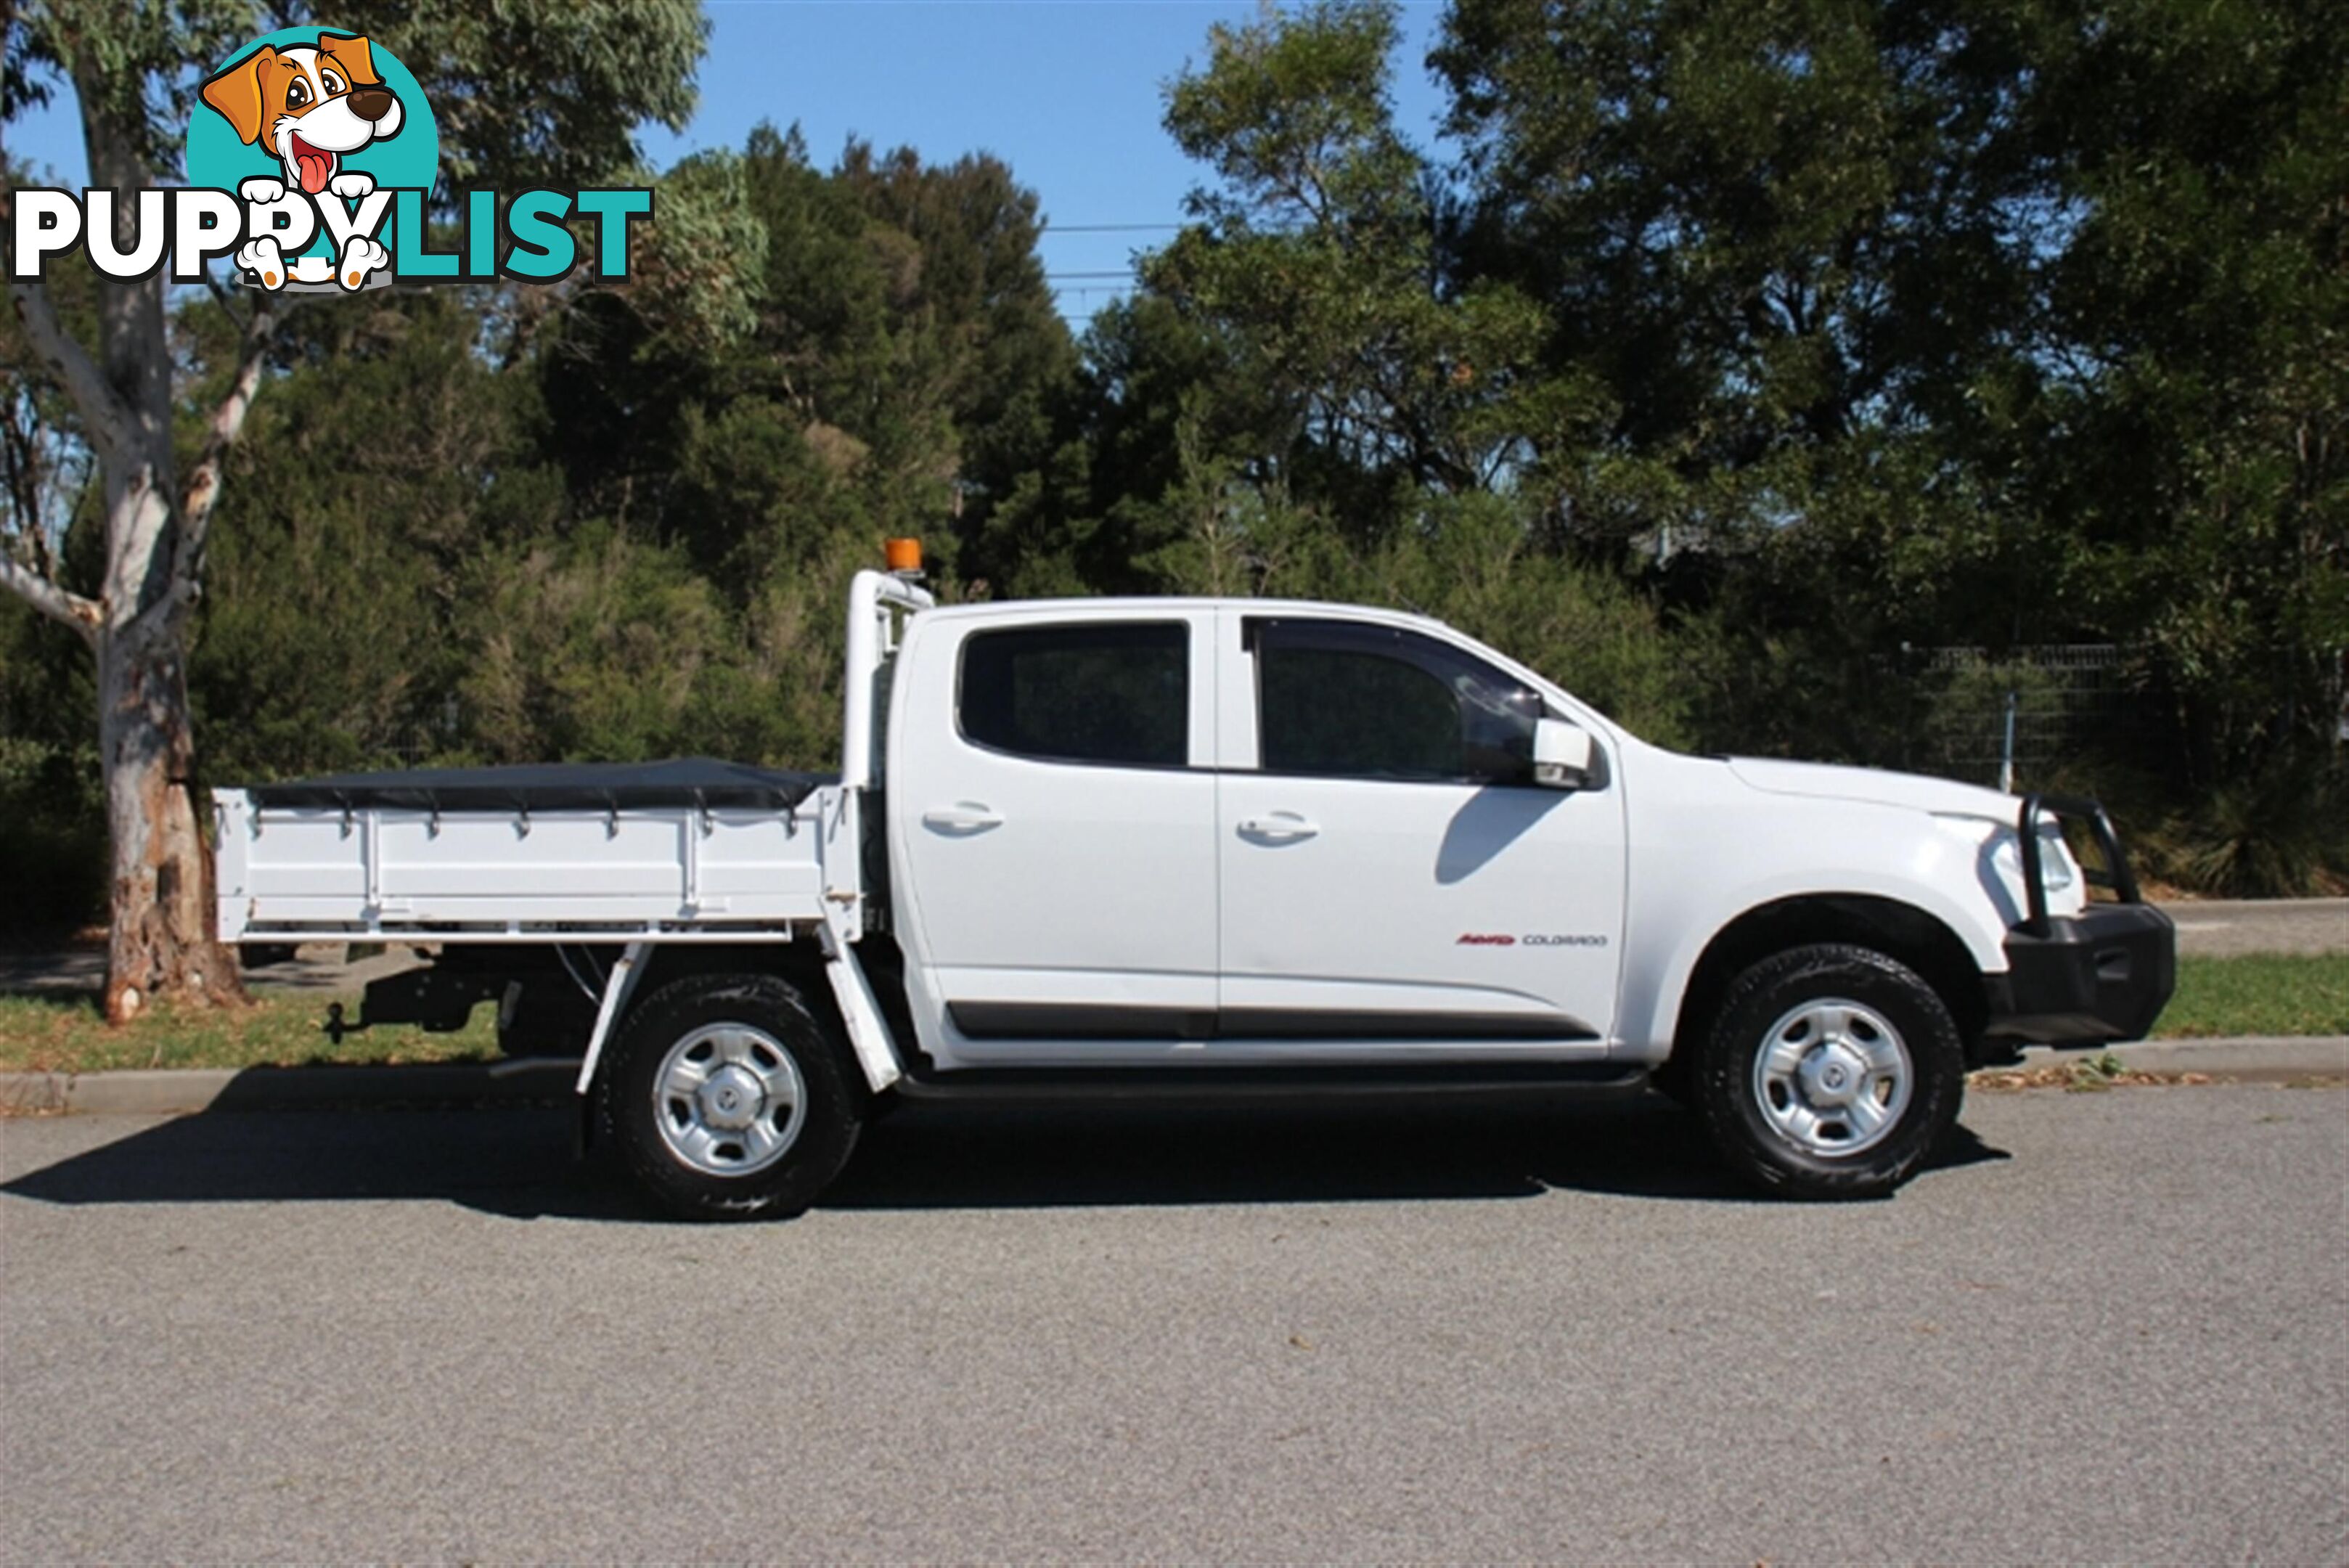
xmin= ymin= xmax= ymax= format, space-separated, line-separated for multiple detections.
xmin=1237 ymin=812 xmax=1318 ymax=844
xmin=923 ymin=801 xmax=1004 ymax=834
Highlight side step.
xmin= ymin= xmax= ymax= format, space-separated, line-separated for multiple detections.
xmin=891 ymin=1061 xmax=1651 ymax=1106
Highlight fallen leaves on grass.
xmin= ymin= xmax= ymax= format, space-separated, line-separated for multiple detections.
xmin=1972 ymin=1064 xmax=2215 ymax=1092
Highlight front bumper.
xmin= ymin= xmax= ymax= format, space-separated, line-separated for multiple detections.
xmin=1983 ymin=791 xmax=2176 ymax=1046
xmin=1986 ymin=902 xmax=2176 ymax=1045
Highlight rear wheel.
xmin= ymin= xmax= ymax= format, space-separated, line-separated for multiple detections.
xmin=596 ymin=973 xmax=862 ymax=1221
xmin=1694 ymin=943 xmax=1964 ymax=1199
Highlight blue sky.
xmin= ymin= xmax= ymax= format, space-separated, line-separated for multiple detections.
xmin=5 ymin=0 xmax=1453 ymax=329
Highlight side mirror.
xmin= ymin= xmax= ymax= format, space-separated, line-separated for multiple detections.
xmin=1532 ymin=717 xmax=1598 ymax=790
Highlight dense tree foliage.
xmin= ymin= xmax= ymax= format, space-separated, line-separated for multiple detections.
xmin=3 ymin=0 xmax=712 ymax=1008
xmin=1019 ymin=0 xmax=2346 ymax=882
xmin=4 ymin=0 xmax=2342 ymax=940
xmin=1429 ymin=0 xmax=2345 ymax=795
xmin=185 ymin=122 xmax=1075 ymax=783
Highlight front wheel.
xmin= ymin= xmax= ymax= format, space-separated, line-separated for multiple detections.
xmin=595 ymin=973 xmax=863 ymax=1221
xmin=1694 ymin=944 xmax=1964 ymax=1199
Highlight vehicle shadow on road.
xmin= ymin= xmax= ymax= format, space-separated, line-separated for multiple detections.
xmin=1 ymin=1093 xmax=2009 ymax=1220
xmin=830 ymin=1098 xmax=2008 ymax=1209
xmin=1 ymin=1104 xmax=647 ymax=1221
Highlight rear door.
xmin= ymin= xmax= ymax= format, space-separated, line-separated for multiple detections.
xmin=1214 ymin=612 xmax=1627 ymax=1052
xmin=888 ymin=608 xmax=1219 ymax=1061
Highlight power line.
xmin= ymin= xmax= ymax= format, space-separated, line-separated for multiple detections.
xmin=1042 ymin=223 xmax=1184 ymax=234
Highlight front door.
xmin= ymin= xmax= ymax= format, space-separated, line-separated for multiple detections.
xmin=1215 ymin=613 xmax=1626 ymax=1050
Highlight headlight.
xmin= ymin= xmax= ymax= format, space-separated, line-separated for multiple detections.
xmin=2036 ymin=827 xmax=2075 ymax=891
xmin=1969 ymin=822 xmax=2076 ymax=905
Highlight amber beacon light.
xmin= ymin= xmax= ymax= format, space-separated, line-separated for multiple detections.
xmin=884 ymin=537 xmax=923 ymax=576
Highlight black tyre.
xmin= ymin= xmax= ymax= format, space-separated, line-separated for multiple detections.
xmin=1694 ymin=943 xmax=1964 ymax=1199
xmin=595 ymin=973 xmax=863 ymax=1221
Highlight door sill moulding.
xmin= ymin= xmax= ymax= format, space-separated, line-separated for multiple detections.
xmin=945 ymin=1001 xmax=1601 ymax=1043
xmin=891 ymin=1059 xmax=1647 ymax=1103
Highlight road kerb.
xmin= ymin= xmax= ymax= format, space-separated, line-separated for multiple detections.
xmin=1999 ymin=1036 xmax=2347 ymax=1082
xmin=0 ymin=1061 xmax=575 ymax=1116
xmin=4 ymin=1037 xmax=2342 ymax=1116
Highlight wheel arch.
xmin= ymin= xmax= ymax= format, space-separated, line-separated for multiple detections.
xmin=574 ymin=937 xmax=907 ymax=1145
xmin=621 ymin=940 xmax=900 ymax=1091
xmin=626 ymin=940 xmax=833 ymax=1003
xmin=1664 ymin=894 xmax=1990 ymax=1076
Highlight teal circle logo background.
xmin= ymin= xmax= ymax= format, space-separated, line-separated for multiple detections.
xmin=184 ymin=27 xmax=439 ymax=258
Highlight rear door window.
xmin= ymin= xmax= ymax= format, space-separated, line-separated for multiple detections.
xmin=958 ymin=622 xmax=1190 ymax=768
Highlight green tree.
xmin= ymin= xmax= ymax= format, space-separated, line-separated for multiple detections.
xmin=967 ymin=292 xmax=1289 ymax=597
xmin=2003 ymin=0 xmax=2347 ymax=787
xmin=1 ymin=0 xmax=704 ymax=1019
xmin=186 ymin=287 xmax=564 ymax=783
xmin=1431 ymin=0 xmax=2343 ymax=815
xmin=1048 ymin=0 xmax=1696 ymax=738
xmin=1151 ymin=0 xmax=1579 ymax=520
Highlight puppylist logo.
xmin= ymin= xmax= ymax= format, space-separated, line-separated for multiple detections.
xmin=10 ymin=26 xmax=650 ymax=293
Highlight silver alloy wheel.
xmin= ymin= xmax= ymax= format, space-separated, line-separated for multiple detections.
xmin=1751 ymin=997 xmax=1912 ymax=1157
xmin=653 ymin=1023 xmax=807 ymax=1177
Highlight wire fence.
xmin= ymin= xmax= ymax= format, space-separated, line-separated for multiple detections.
xmin=354 ymin=645 xmax=2171 ymax=788
xmin=1899 ymin=643 xmax=2165 ymax=789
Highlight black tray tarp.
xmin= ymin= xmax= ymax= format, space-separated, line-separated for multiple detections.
xmin=245 ymin=758 xmax=833 ymax=814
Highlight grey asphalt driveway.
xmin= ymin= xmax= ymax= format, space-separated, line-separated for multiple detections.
xmin=0 ymin=941 xmax=425 ymax=997
xmin=2 ymin=1087 xmax=2343 ymax=1563
xmin=2161 ymin=897 xmax=2349 ymax=957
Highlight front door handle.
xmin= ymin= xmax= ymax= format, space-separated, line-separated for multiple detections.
xmin=923 ymin=801 xmax=1004 ymax=834
xmin=1237 ymin=811 xmax=1319 ymax=844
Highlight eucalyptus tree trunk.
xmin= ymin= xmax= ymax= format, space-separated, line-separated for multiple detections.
xmin=4 ymin=0 xmax=710 ymax=1019
xmin=89 ymin=85 xmax=242 ymax=1019
xmin=2 ymin=64 xmax=270 ymax=1022
xmin=95 ymin=628 xmax=234 ymax=1017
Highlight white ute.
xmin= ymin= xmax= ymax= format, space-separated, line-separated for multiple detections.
xmin=214 ymin=546 xmax=2176 ymax=1217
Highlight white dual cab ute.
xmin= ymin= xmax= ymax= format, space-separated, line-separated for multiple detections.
xmin=214 ymin=551 xmax=2176 ymax=1219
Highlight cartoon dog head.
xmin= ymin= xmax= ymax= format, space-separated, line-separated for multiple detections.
xmin=200 ymin=33 xmax=404 ymax=195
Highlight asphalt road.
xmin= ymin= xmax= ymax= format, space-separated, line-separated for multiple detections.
xmin=2 ymin=1087 xmax=2344 ymax=1563
xmin=2160 ymin=898 xmax=2349 ymax=957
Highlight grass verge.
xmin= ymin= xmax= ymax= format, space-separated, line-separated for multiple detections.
xmin=0 ymin=991 xmax=496 ymax=1075
xmin=2154 ymin=954 xmax=2349 ymax=1039
xmin=0 ymin=952 xmax=2339 ymax=1079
